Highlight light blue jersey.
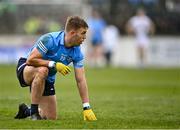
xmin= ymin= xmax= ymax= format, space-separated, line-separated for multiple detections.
xmin=26 ymin=31 xmax=84 ymax=83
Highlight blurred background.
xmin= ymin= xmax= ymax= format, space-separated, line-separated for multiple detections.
xmin=0 ymin=0 xmax=180 ymax=68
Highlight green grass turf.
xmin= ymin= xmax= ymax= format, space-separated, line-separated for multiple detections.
xmin=0 ymin=65 xmax=180 ymax=129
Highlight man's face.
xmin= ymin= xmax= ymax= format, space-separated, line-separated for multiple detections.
xmin=70 ymin=27 xmax=88 ymax=46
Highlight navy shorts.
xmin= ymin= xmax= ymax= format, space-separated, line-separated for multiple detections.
xmin=16 ymin=57 xmax=55 ymax=96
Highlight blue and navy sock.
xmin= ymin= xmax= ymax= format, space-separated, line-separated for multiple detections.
xmin=24 ymin=104 xmax=39 ymax=116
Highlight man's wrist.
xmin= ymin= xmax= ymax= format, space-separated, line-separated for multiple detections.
xmin=83 ymin=102 xmax=91 ymax=110
xmin=48 ymin=61 xmax=56 ymax=68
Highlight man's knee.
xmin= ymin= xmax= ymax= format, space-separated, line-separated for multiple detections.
xmin=47 ymin=115 xmax=57 ymax=120
xmin=40 ymin=110 xmax=57 ymax=120
xmin=36 ymin=67 xmax=49 ymax=79
xmin=39 ymin=108 xmax=57 ymax=120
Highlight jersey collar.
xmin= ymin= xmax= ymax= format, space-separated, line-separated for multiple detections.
xmin=60 ymin=31 xmax=65 ymax=46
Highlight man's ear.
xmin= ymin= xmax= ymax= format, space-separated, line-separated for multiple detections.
xmin=69 ymin=30 xmax=76 ymax=35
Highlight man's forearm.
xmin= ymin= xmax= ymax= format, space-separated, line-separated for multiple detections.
xmin=26 ymin=58 xmax=49 ymax=67
xmin=77 ymin=80 xmax=89 ymax=103
xmin=26 ymin=48 xmax=49 ymax=67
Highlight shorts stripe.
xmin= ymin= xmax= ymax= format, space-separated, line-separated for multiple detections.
xmin=17 ymin=63 xmax=26 ymax=71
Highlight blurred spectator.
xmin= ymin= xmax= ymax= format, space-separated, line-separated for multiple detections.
xmin=0 ymin=0 xmax=17 ymax=34
xmin=24 ymin=16 xmax=62 ymax=35
xmin=102 ymin=24 xmax=120 ymax=66
xmin=24 ymin=16 xmax=43 ymax=35
xmin=24 ymin=16 xmax=49 ymax=35
xmin=126 ymin=8 xmax=155 ymax=68
xmin=88 ymin=10 xmax=106 ymax=67
xmin=36 ymin=16 xmax=49 ymax=34
xmin=48 ymin=20 xmax=62 ymax=32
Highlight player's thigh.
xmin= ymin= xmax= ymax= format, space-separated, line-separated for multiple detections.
xmin=39 ymin=95 xmax=57 ymax=120
xmin=23 ymin=66 xmax=37 ymax=85
xmin=23 ymin=66 xmax=48 ymax=85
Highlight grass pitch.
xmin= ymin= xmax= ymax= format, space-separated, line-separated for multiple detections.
xmin=0 ymin=65 xmax=179 ymax=129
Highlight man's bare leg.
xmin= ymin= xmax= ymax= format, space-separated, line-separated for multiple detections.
xmin=23 ymin=66 xmax=49 ymax=119
xmin=39 ymin=95 xmax=57 ymax=120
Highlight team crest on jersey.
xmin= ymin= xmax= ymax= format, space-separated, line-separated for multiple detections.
xmin=67 ymin=57 xmax=73 ymax=63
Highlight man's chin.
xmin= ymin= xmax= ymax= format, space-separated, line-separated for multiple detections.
xmin=74 ymin=42 xmax=81 ymax=46
xmin=74 ymin=44 xmax=80 ymax=46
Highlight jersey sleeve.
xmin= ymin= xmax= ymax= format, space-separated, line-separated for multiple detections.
xmin=73 ymin=59 xmax=84 ymax=68
xmin=36 ymin=34 xmax=54 ymax=57
xmin=73 ymin=47 xmax=84 ymax=68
